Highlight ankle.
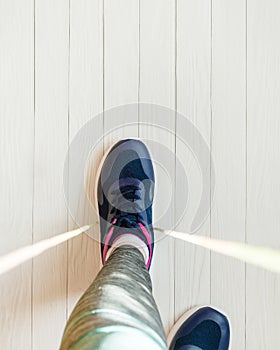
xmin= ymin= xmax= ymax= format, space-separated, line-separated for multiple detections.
xmin=105 ymin=234 xmax=149 ymax=265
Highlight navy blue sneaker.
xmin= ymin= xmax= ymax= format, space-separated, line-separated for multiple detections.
xmin=168 ymin=306 xmax=230 ymax=350
xmin=96 ymin=139 xmax=155 ymax=270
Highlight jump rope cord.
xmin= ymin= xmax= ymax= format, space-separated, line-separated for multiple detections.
xmin=1 ymin=224 xmax=280 ymax=276
xmin=0 ymin=225 xmax=92 ymax=276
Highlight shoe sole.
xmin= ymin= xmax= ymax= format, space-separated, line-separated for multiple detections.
xmin=167 ymin=305 xmax=232 ymax=349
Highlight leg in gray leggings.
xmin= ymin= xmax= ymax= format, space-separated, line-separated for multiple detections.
xmin=60 ymin=246 xmax=168 ymax=350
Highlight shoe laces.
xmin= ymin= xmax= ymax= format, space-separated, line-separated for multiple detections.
xmin=110 ymin=184 xmax=145 ymax=229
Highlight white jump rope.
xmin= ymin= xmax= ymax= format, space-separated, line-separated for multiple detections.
xmin=1 ymin=223 xmax=280 ymax=276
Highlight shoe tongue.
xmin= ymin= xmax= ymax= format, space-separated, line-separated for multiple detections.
xmin=108 ymin=177 xmax=145 ymax=210
xmin=114 ymin=225 xmax=141 ymax=236
xmin=118 ymin=177 xmax=143 ymax=191
xmin=108 ymin=177 xmax=143 ymax=195
xmin=115 ymin=216 xmax=138 ymax=227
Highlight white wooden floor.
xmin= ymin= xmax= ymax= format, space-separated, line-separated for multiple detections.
xmin=1 ymin=0 xmax=280 ymax=349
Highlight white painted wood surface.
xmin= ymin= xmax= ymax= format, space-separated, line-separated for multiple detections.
xmin=1 ymin=1 xmax=280 ymax=349
xmin=247 ymin=1 xmax=280 ymax=349
xmin=175 ymin=0 xmax=211 ymax=322
xmin=67 ymin=0 xmax=103 ymax=317
xmin=33 ymin=1 xmax=69 ymax=349
xmin=0 ymin=1 xmax=33 ymax=349
xmin=139 ymin=0 xmax=176 ymax=332
xmin=211 ymin=1 xmax=246 ymax=349
xmin=103 ymin=0 xmax=139 ymax=143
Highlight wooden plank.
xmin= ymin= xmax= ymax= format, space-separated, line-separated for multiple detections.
xmin=0 ymin=1 xmax=34 ymax=348
xmin=103 ymin=0 xmax=139 ymax=146
xmin=32 ymin=1 xmax=69 ymax=348
xmin=211 ymin=1 xmax=246 ymax=349
xmin=247 ymin=1 xmax=280 ymax=348
xmin=175 ymin=0 xmax=211 ymax=321
xmin=67 ymin=0 xmax=103 ymax=314
xmin=139 ymin=0 xmax=175 ymax=332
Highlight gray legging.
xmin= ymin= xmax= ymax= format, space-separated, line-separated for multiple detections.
xmin=60 ymin=246 xmax=168 ymax=350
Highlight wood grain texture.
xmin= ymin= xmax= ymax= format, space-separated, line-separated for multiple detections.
xmin=0 ymin=1 xmax=33 ymax=348
xmin=139 ymin=0 xmax=176 ymax=333
xmin=33 ymin=0 xmax=69 ymax=348
xmin=211 ymin=1 xmax=246 ymax=348
xmin=175 ymin=0 xmax=211 ymax=321
xmin=247 ymin=0 xmax=280 ymax=348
